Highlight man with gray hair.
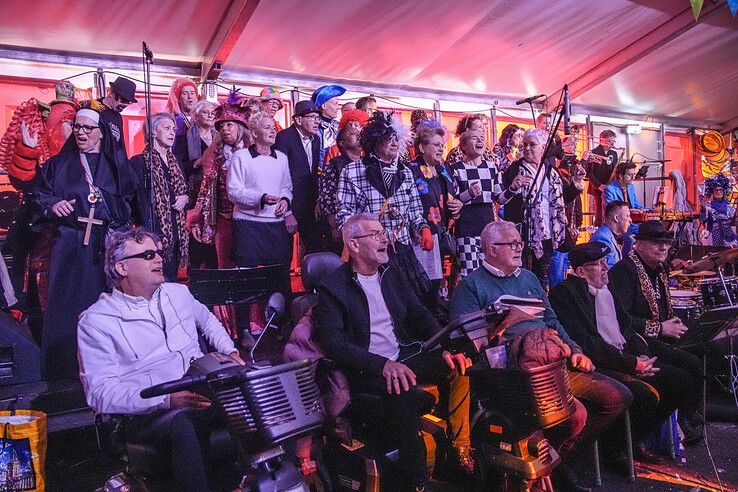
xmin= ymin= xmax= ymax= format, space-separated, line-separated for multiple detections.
xmin=502 ymin=127 xmax=585 ymax=287
xmin=450 ymin=220 xmax=630 ymax=491
xmin=314 ymin=212 xmax=474 ymax=490
xmin=78 ymin=227 xmax=242 ymax=492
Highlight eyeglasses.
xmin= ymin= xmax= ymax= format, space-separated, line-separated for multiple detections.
xmin=298 ymin=114 xmax=321 ymax=121
xmin=492 ymin=241 xmax=525 ymax=250
xmin=72 ymin=123 xmax=100 ymax=134
xmin=352 ymin=229 xmax=387 ymax=241
xmin=118 ymin=249 xmax=163 ymax=261
xmin=200 ymin=111 xmax=216 ymax=117
xmin=522 ymin=142 xmax=539 ymax=148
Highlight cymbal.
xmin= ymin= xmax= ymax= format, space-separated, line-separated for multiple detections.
xmin=684 ymin=248 xmax=738 ymax=273
xmin=677 ymin=270 xmax=716 ymax=277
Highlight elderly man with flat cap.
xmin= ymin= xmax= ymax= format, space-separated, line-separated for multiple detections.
xmin=274 ymin=100 xmax=326 ymax=253
xmin=550 ymin=242 xmax=698 ymax=466
xmin=608 ymin=221 xmax=704 ymax=444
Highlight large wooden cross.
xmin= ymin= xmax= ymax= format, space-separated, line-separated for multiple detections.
xmin=77 ymin=205 xmax=104 ymax=246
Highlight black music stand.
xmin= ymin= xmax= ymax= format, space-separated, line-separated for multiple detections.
xmin=677 ymin=305 xmax=738 ymax=434
xmin=188 ymin=264 xmax=285 ymax=307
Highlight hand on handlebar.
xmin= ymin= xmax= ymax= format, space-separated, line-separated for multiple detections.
xmin=170 ymin=391 xmax=211 ymax=409
xmin=442 ymin=350 xmax=472 ymax=376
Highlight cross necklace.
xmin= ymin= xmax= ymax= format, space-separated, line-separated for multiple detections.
xmin=77 ymin=154 xmax=104 ymax=246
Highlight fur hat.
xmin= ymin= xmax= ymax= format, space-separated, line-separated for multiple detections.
xmin=359 ymin=111 xmax=408 ymax=156
xmin=338 ymin=109 xmax=370 ymax=130
xmin=166 ymin=78 xmax=199 ymax=114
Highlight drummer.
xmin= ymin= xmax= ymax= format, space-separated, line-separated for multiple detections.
xmin=608 ymin=221 xmax=704 ymax=444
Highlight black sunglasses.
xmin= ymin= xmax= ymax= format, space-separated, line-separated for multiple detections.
xmin=118 ymin=249 xmax=163 ymax=261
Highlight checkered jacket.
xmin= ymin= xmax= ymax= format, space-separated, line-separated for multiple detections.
xmin=336 ymin=156 xmax=427 ymax=246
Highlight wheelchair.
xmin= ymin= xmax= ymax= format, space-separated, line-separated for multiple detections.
xmin=292 ymin=253 xmax=576 ymax=492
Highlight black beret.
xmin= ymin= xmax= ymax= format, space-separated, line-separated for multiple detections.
xmin=570 ymin=242 xmax=611 ymax=270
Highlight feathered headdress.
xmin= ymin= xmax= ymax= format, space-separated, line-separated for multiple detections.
xmin=359 ymin=111 xmax=408 ymax=156
xmin=415 ymin=118 xmax=450 ymax=143
xmin=704 ymin=174 xmax=732 ymax=197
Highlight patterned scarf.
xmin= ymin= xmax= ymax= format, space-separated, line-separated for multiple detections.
xmin=147 ymin=145 xmax=189 ymax=268
xmin=630 ymin=251 xmax=673 ymax=337
xmin=524 ymin=164 xmax=566 ymax=259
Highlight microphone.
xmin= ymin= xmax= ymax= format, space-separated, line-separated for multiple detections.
xmin=142 ymin=42 xmax=154 ymax=62
xmin=516 ymin=94 xmax=546 ymax=106
xmin=563 ymin=84 xmax=571 ymax=135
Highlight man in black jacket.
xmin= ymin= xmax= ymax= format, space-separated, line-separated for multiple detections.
xmin=550 ymin=242 xmax=697 ymax=459
xmin=585 ymin=130 xmax=619 ymax=226
xmin=313 ymin=212 xmax=472 ymax=491
xmin=607 ymin=221 xmax=703 ymax=444
xmin=273 ymin=100 xmax=326 ymax=253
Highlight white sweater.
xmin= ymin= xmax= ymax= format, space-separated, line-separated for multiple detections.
xmin=227 ymin=146 xmax=293 ymax=221
xmin=77 ymin=283 xmax=236 ymax=415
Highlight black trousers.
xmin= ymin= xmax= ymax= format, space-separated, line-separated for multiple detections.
xmin=127 ymin=408 xmax=218 ymax=492
xmin=648 ymin=338 xmax=702 ymax=420
xmin=525 ymin=239 xmax=554 ymax=290
xmin=598 ymin=358 xmax=694 ymax=451
xmin=347 ymin=352 xmax=470 ymax=489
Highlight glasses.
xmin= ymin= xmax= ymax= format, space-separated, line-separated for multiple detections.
xmin=522 ymin=142 xmax=539 ymax=148
xmin=200 ymin=111 xmax=216 ymax=117
xmin=118 ymin=249 xmax=163 ymax=261
xmin=492 ymin=241 xmax=525 ymax=250
xmin=352 ymin=229 xmax=387 ymax=241
xmin=298 ymin=114 xmax=321 ymax=121
xmin=72 ymin=123 xmax=100 ymax=134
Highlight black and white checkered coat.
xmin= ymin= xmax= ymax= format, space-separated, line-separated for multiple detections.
xmin=336 ymin=156 xmax=427 ymax=246
xmin=450 ymin=160 xmax=504 ymax=210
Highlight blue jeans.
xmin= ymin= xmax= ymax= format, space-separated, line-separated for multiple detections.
xmin=549 ymin=251 xmax=570 ymax=287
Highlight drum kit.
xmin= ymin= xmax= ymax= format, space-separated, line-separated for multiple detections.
xmin=670 ymin=248 xmax=738 ymax=329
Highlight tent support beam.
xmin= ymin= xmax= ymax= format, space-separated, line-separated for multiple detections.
xmin=220 ymin=68 xmax=526 ymax=109
xmin=201 ymin=0 xmax=261 ymax=82
xmin=552 ymin=1 xmax=727 ymax=102
xmin=0 ymin=44 xmax=200 ymax=77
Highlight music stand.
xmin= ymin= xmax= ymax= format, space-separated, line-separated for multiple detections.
xmin=677 ymin=305 xmax=738 ymax=435
xmin=188 ymin=264 xmax=285 ymax=307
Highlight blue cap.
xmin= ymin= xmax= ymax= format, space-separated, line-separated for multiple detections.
xmin=311 ymin=84 xmax=346 ymax=108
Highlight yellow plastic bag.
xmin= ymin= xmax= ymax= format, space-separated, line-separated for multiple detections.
xmin=0 ymin=409 xmax=47 ymax=492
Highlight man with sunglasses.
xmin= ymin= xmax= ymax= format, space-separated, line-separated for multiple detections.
xmin=450 ymin=220 xmax=630 ymax=492
xmin=98 ymin=77 xmax=137 ymax=162
xmin=314 ymin=213 xmax=473 ymax=491
xmin=78 ymin=228 xmax=242 ymax=492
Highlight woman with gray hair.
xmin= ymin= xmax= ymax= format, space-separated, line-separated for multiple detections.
xmin=131 ymin=112 xmax=189 ymax=281
xmin=174 ymin=100 xmax=218 ymax=268
xmin=501 ymin=127 xmax=585 ymax=288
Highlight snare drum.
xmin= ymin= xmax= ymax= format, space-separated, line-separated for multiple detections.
xmin=669 ymin=289 xmax=703 ymax=329
xmin=697 ymin=276 xmax=738 ymax=309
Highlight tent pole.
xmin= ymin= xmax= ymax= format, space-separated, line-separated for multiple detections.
xmin=691 ymin=128 xmax=698 ymax=203
xmin=433 ymin=100 xmax=441 ymax=121
xmin=490 ymin=105 xmax=498 ymax=146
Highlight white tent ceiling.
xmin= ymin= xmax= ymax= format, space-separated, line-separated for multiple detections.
xmin=0 ymin=0 xmax=736 ymax=129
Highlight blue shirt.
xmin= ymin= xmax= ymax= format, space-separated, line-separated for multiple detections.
xmin=590 ymin=224 xmax=622 ymax=269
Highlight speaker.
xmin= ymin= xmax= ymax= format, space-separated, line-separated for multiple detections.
xmin=0 ymin=311 xmax=41 ymax=386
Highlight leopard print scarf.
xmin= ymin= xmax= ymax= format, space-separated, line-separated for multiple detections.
xmin=147 ymin=146 xmax=189 ymax=268
xmin=629 ymin=251 xmax=673 ymax=337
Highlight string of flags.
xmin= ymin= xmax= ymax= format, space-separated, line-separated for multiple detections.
xmin=691 ymin=0 xmax=738 ymax=21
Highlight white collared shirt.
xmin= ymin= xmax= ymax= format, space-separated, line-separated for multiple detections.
xmin=482 ymin=260 xmax=521 ymax=278
xmin=297 ymin=127 xmax=314 ymax=171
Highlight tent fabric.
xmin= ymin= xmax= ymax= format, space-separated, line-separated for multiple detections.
xmin=0 ymin=0 xmax=736 ymax=127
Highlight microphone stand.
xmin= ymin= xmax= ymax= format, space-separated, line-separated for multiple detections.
xmin=521 ymin=86 xmax=567 ymax=271
xmin=142 ymin=42 xmax=155 ymax=231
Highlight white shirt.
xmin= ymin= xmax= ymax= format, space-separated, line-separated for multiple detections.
xmin=77 ymin=283 xmax=236 ymax=415
xmin=227 ymin=146 xmax=293 ymax=221
xmin=0 ymin=255 xmax=17 ymax=308
xmin=587 ymin=282 xmax=627 ymax=350
xmin=356 ymin=272 xmax=400 ymax=361
xmin=297 ymin=127 xmax=314 ymax=171
xmin=482 ymin=261 xmax=521 ymax=278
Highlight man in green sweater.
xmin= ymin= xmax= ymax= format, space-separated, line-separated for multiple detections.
xmin=450 ymin=220 xmax=631 ymax=492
